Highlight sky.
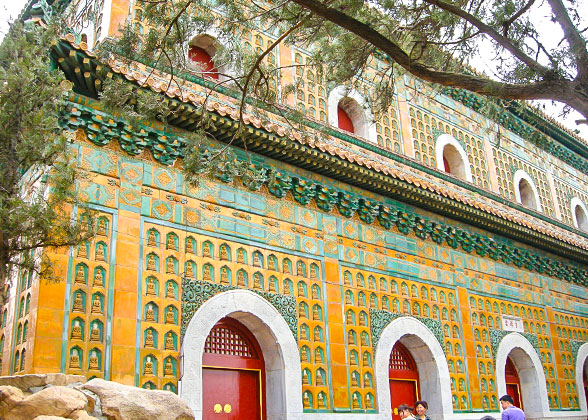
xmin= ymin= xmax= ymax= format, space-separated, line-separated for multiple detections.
xmin=1 ymin=0 xmax=587 ymax=140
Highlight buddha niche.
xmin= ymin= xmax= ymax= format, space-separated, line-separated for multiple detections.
xmin=203 ymin=243 xmax=211 ymax=258
xmin=253 ymin=253 xmax=261 ymax=267
xmin=145 ymin=329 xmax=155 ymax=348
xmin=167 ymin=235 xmax=176 ymax=250
xmin=363 ymin=374 xmax=370 ymax=387
xmin=90 ymin=324 xmax=100 ymax=342
xmin=147 ymin=254 xmax=156 ymax=271
xmin=351 ymin=374 xmax=359 ymax=387
xmin=361 ymin=334 xmax=368 ymax=347
xmin=237 ymin=271 xmax=245 ymax=287
xmin=348 ymin=331 xmax=356 ymax=345
xmin=78 ymin=244 xmax=87 ymax=259
xmin=185 ymin=239 xmax=194 ymax=254
xmin=253 ymin=274 xmax=261 ymax=290
xmin=301 ymin=349 xmax=308 ymax=363
xmin=316 ymin=373 xmax=324 ymax=386
xmin=302 ymin=370 xmax=309 ymax=385
xmin=366 ymin=397 xmax=373 ymax=409
xmin=89 ymin=352 xmax=99 ymax=370
xmin=166 ymin=259 xmax=175 ymax=274
xmin=298 ymin=305 xmax=306 ymax=318
xmin=203 ymin=265 xmax=212 ymax=281
xmin=283 ymin=260 xmax=291 ymax=274
xmin=318 ymin=393 xmax=326 ymax=409
xmin=165 ymin=334 xmax=174 ymax=350
xmin=314 ymin=329 xmax=321 ymax=341
xmin=310 ymin=265 xmax=317 ymax=279
xmin=95 ymin=246 xmax=105 ymax=262
xmin=268 ymin=280 xmax=276 ymax=293
xmin=297 ymin=283 xmax=305 ymax=297
xmin=315 ymin=350 xmax=323 ymax=364
xmin=362 ymin=352 xmax=369 ymax=366
xmin=185 ymin=262 xmax=194 ymax=278
xmin=144 ymin=357 xmax=153 ymax=375
xmin=346 ymin=311 xmax=353 ymax=324
xmin=73 ymin=293 xmax=84 ymax=312
xmin=166 ymin=282 xmax=175 ymax=299
xmin=352 ymin=394 xmax=360 ymax=409
xmin=303 ymin=393 xmax=311 ymax=409
xmin=165 ymin=307 xmax=175 ymax=324
xmin=220 ymin=246 xmax=228 ymax=261
xmin=70 ymin=351 xmax=81 ymax=369
xmin=350 ymin=352 xmax=358 ymax=365
xmin=220 ymin=268 xmax=229 ymax=285
xmin=313 ymin=306 xmax=320 ymax=320
xmin=147 ymin=230 xmax=157 ymax=247
xmin=71 ymin=321 xmax=82 ymax=340
xmin=164 ymin=359 xmax=173 ymax=376
xmin=97 ymin=219 xmax=106 ymax=236
xmin=284 ymin=282 xmax=291 ymax=295
xmin=146 ymin=278 xmax=156 ymax=296
xmin=237 ymin=250 xmax=245 ymax=264
xmin=91 ymin=296 xmax=102 ymax=314
xmin=268 ymin=258 xmax=276 ymax=271
xmin=345 ymin=293 xmax=352 ymax=305
xmin=75 ymin=266 xmax=85 ymax=284
xmin=297 ymin=263 xmax=304 ymax=277
xmin=145 ymin=305 xmax=155 ymax=322
xmin=94 ymin=270 xmax=104 ymax=287
xmin=359 ymin=314 xmax=366 ymax=327
xmin=312 ymin=287 xmax=318 ymax=300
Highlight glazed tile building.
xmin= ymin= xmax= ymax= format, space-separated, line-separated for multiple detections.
xmin=3 ymin=1 xmax=588 ymax=419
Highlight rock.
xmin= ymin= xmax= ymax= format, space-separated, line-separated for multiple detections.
xmin=81 ymin=379 xmax=193 ymax=420
xmin=33 ymin=417 xmax=70 ymax=420
xmin=0 ymin=386 xmax=87 ymax=420
xmin=0 ymin=385 xmax=25 ymax=415
xmin=0 ymin=374 xmax=85 ymax=393
xmin=70 ymin=410 xmax=101 ymax=420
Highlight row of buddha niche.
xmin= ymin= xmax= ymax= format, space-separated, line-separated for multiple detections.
xmin=145 ymin=277 xmax=178 ymax=299
xmin=74 ymin=265 xmax=105 ymax=287
xmin=70 ymin=318 xmax=103 ymax=342
xmin=347 ymin=329 xmax=370 ymax=347
xmin=298 ymin=302 xmax=323 ymax=321
xmin=350 ymin=370 xmax=373 ymax=388
xmin=302 ymin=391 xmax=328 ymax=409
xmin=299 ymin=324 xmax=324 ymax=342
xmin=349 ymin=392 xmax=374 ymax=410
xmin=143 ymin=381 xmax=177 ymax=393
xmin=300 ymin=345 xmax=325 ymax=364
xmin=143 ymin=328 xmax=178 ymax=350
xmin=143 ymin=355 xmax=177 ymax=376
xmin=349 ymin=349 xmax=372 ymax=367
xmin=72 ymin=290 xmax=104 ymax=314
xmin=345 ymin=309 xmax=368 ymax=326
xmin=69 ymin=347 xmax=102 ymax=370
xmin=146 ymin=254 xmax=181 ymax=275
xmin=301 ymin=368 xmax=326 ymax=386
xmin=144 ymin=303 xmax=178 ymax=324
xmin=77 ymin=241 xmax=108 ymax=262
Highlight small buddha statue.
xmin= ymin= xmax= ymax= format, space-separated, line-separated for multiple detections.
xmin=185 ymin=262 xmax=194 ymax=278
xmin=370 ymin=296 xmax=376 ymax=309
xmin=167 ymin=235 xmax=176 ymax=250
xmin=298 ymin=305 xmax=306 ymax=318
xmin=220 ymin=268 xmax=229 ymax=285
xmin=284 ymin=282 xmax=291 ymax=295
xmin=220 ymin=246 xmax=228 ymax=261
xmin=203 ymin=265 xmax=212 ymax=281
xmin=253 ymin=274 xmax=261 ymax=289
xmin=313 ymin=306 xmax=320 ymax=320
xmin=352 ymin=394 xmax=360 ymax=409
xmin=164 ymin=358 xmax=173 ymax=376
xmin=346 ymin=311 xmax=353 ymax=325
xmin=165 ymin=334 xmax=174 ymax=350
xmin=315 ymin=350 xmax=323 ymax=364
xmin=314 ymin=328 xmax=321 ymax=341
xmin=237 ymin=271 xmax=245 ymax=287
xmin=70 ymin=351 xmax=80 ymax=369
xmin=237 ymin=250 xmax=245 ymax=264
xmin=166 ymin=258 xmax=175 ymax=274
xmin=361 ymin=334 xmax=368 ymax=347
xmin=303 ymin=393 xmax=311 ymax=409
xmin=90 ymin=323 xmax=100 ymax=342
xmin=147 ymin=230 xmax=157 ymax=247
xmin=80 ymin=218 xmax=88 ymax=232
xmin=311 ymin=287 xmax=318 ymax=300
xmin=351 ymin=374 xmax=359 ymax=387
xmin=166 ymin=282 xmax=175 ymax=299
xmin=268 ymin=258 xmax=276 ymax=271
xmin=348 ymin=331 xmax=356 ymax=345
xmin=345 ymin=293 xmax=352 ymax=305
xmin=253 ymin=252 xmax=261 ymax=267
xmin=297 ymin=282 xmax=305 ymax=297
xmin=73 ymin=293 xmax=84 ymax=312
xmin=185 ymin=239 xmax=194 ymax=254
xmin=344 ymin=272 xmax=351 ymax=285
xmin=359 ymin=314 xmax=366 ymax=327
xmin=362 ymin=352 xmax=369 ymax=366
xmin=283 ymin=260 xmax=291 ymax=274
xmin=78 ymin=244 xmax=87 ymax=259
xmin=317 ymin=393 xmax=326 ymax=409
xmin=268 ymin=280 xmax=276 ymax=292
xmin=146 ymin=278 xmax=156 ymax=295
xmin=95 ymin=246 xmax=105 ymax=262
xmin=97 ymin=218 xmax=106 ymax=236
xmin=147 ymin=254 xmax=156 ymax=271
xmin=94 ymin=270 xmax=104 ymax=287
xmin=310 ymin=265 xmax=317 ymax=280
xmin=91 ymin=295 xmax=102 ymax=313
xmin=71 ymin=321 xmax=82 ymax=340
xmin=75 ymin=266 xmax=85 ymax=284
xmin=350 ymin=352 xmax=358 ymax=365
xmin=145 ymin=305 xmax=155 ymax=322
xmin=363 ymin=373 xmax=370 ymax=387
xmin=89 ymin=352 xmax=99 ymax=370
xmin=297 ymin=262 xmax=304 ymax=277
xmin=366 ymin=397 xmax=373 ymax=409
xmin=302 ymin=370 xmax=309 ymax=385
xmin=145 ymin=329 xmax=155 ymax=348
xmin=144 ymin=357 xmax=153 ymax=375
xmin=203 ymin=243 xmax=211 ymax=258
xmin=301 ymin=349 xmax=308 ymax=363
xmin=165 ymin=307 xmax=175 ymax=324
xmin=316 ymin=373 xmax=324 ymax=386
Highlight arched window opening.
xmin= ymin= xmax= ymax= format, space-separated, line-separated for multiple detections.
xmin=514 ymin=170 xmax=541 ymax=212
xmin=435 ymin=134 xmax=472 ymax=182
xmin=327 ymin=86 xmax=376 ymax=142
xmin=518 ymin=178 xmax=538 ymax=210
xmin=337 ymin=104 xmax=355 ymax=133
xmin=188 ymin=35 xmax=219 ymax=80
xmin=442 ymin=144 xmax=467 ymax=180
xmin=572 ymin=198 xmax=588 ymax=232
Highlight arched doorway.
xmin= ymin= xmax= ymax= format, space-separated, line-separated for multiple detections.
xmin=202 ymin=317 xmax=265 ymax=419
xmin=505 ymin=356 xmax=523 ymax=409
xmin=389 ymin=342 xmax=420 ymax=420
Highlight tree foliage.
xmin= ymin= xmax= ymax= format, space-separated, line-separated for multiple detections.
xmin=0 ymin=22 xmax=94 ymax=302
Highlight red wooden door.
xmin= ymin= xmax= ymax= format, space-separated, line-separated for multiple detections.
xmin=505 ymin=357 xmax=523 ymax=410
xmin=202 ymin=318 xmax=265 ymax=420
xmin=389 ymin=342 xmax=419 ymax=420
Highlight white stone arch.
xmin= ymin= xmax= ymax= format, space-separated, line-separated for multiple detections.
xmin=327 ymin=86 xmax=377 ymax=143
xmin=185 ymin=30 xmax=235 ymax=82
xmin=374 ymin=316 xmax=453 ymax=420
xmin=513 ymin=169 xmax=542 ymax=212
xmin=575 ymin=343 xmax=588 ymax=413
xmin=434 ymin=134 xmax=473 ymax=182
xmin=180 ymin=289 xmax=303 ymax=420
xmin=495 ymin=332 xmax=549 ymax=419
xmin=571 ymin=197 xmax=588 ymax=232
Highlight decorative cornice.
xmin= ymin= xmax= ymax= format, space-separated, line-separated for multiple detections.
xmin=369 ymin=309 xmax=444 ymax=351
xmin=489 ymin=329 xmax=540 ymax=364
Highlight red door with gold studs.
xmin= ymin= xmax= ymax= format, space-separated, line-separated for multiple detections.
xmin=505 ymin=356 xmax=523 ymax=410
xmin=389 ymin=342 xmax=420 ymax=420
xmin=202 ymin=318 xmax=265 ymax=420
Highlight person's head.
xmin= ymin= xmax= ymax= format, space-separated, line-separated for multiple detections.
xmin=397 ymin=404 xmax=414 ymax=418
xmin=499 ymin=394 xmax=514 ymax=410
xmin=480 ymin=416 xmax=497 ymax=420
xmin=414 ymin=401 xmax=428 ymax=416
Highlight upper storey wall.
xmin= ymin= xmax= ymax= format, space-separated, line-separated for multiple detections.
xmin=86 ymin=0 xmax=588 ymax=235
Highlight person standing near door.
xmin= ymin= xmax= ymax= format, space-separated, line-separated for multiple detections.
xmin=414 ymin=401 xmax=431 ymax=420
xmin=499 ymin=395 xmax=525 ymax=420
xmin=397 ymin=404 xmax=417 ymax=419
